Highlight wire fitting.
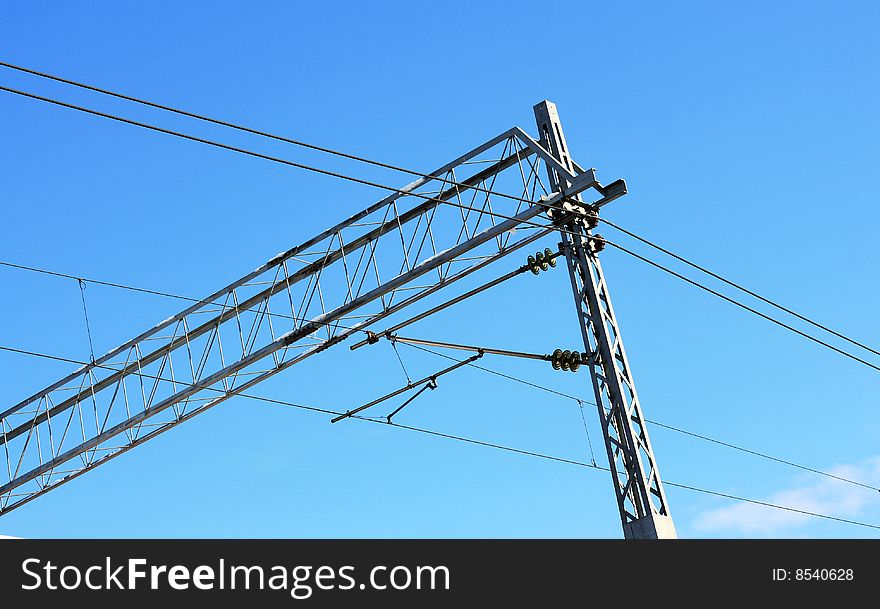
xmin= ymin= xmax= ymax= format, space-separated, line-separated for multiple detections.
xmin=588 ymin=234 xmax=606 ymax=254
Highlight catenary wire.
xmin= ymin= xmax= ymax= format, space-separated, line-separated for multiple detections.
xmin=6 ymin=56 xmax=880 ymax=368
xmin=7 ymin=245 xmax=874 ymax=493
xmin=11 ymin=58 xmax=878 ymax=367
xmin=5 ymin=76 xmax=879 ymax=374
xmin=398 ymin=341 xmax=880 ymax=493
xmin=0 ymin=84 xmax=542 ymax=211
xmin=0 ymin=83 xmax=625 ymax=243
xmin=8 ymin=82 xmax=880 ymax=378
xmin=0 ymin=259 xmax=359 ymax=332
xmin=0 ymin=60 xmax=530 ymax=202
xmin=2 ymin=236 xmax=878 ymax=492
xmin=1 ymin=342 xmax=878 ymax=531
xmin=599 ymin=216 xmax=880 ymax=360
xmin=602 ymin=238 xmax=880 ymax=373
xmin=2 ymin=86 xmax=878 ymax=490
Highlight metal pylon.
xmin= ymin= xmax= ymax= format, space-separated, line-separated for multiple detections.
xmin=534 ymin=101 xmax=676 ymax=539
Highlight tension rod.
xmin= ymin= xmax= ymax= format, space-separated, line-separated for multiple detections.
xmin=389 ymin=334 xmax=549 ymax=362
xmin=330 ymin=352 xmax=483 ymax=423
xmin=350 ymin=248 xmax=561 ymax=351
xmin=379 ymin=333 xmax=586 ymax=373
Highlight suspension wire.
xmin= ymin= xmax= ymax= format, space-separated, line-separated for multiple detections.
xmin=389 ymin=339 xmax=412 ymax=384
xmin=599 ymin=216 xmax=880 ymax=361
xmin=386 ymin=333 xmax=551 ymax=362
xmin=76 ymin=278 xmax=97 ymax=363
xmin=0 ymin=260 xmax=194 ymax=301
xmin=2 ymin=342 xmax=879 ymax=530
xmin=0 ymin=259 xmax=310 ymax=330
xmin=0 ymin=61 xmax=522 ymax=202
xmin=6 ymin=71 xmax=879 ymax=372
xmin=398 ymin=341 xmax=880 ymax=493
xmin=12 ymin=81 xmax=878 ymax=376
xmin=3 ymin=240 xmax=878 ymax=492
xmin=576 ymin=399 xmax=598 ymax=467
xmin=2 ymin=85 xmax=878 ymax=492
xmin=0 ymin=85 xmax=542 ymax=211
xmin=602 ymin=238 xmax=880 ymax=373
xmin=647 ymin=419 xmax=880 ymax=493
xmin=5 ymin=60 xmax=880 ymax=366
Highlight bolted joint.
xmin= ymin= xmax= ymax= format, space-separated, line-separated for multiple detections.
xmin=365 ymin=331 xmax=380 ymax=345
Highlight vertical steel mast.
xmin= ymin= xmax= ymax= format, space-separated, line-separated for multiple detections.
xmin=534 ymin=101 xmax=676 ymax=539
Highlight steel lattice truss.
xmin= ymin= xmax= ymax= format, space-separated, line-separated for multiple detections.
xmin=534 ymin=101 xmax=675 ymax=538
xmin=0 ymin=123 xmax=613 ymax=516
xmin=562 ymin=235 xmax=676 ymax=538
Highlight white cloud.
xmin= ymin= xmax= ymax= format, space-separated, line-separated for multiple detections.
xmin=691 ymin=456 xmax=880 ymax=537
xmin=0 ymin=535 xmax=21 ymax=539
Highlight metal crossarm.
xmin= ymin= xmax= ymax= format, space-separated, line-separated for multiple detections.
xmin=534 ymin=101 xmax=677 ymax=539
xmin=0 ymin=120 xmax=612 ymax=516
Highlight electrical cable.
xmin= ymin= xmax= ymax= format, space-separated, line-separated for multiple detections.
xmin=2 ymin=84 xmax=879 ymax=494
xmin=6 ymin=73 xmax=878 ymax=372
xmin=12 ymin=81 xmax=876 ymax=378
xmin=0 ymin=61 xmax=533 ymax=203
xmin=2 ymin=343 xmax=878 ymax=530
xmin=397 ymin=341 xmax=880 ymax=493
xmin=0 ymin=85 xmax=547 ymax=211
xmin=602 ymin=238 xmax=880 ymax=373
xmin=3 ymin=248 xmax=878 ymax=493
xmin=599 ymin=216 xmax=880 ymax=360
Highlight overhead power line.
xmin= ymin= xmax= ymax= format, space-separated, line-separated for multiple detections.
xmin=0 ymin=61 xmax=609 ymax=222
xmin=0 ymin=80 xmax=873 ymax=373
xmin=0 ymin=260 xmax=345 ymax=329
xmin=3 ymin=82 xmax=879 ymax=494
xmin=602 ymin=238 xmax=880 ymax=374
xmin=3 ymin=60 xmax=878 ymax=366
xmin=5 ymin=72 xmax=879 ymax=374
xmin=3 ymin=253 xmax=876 ymax=494
xmin=7 ymin=82 xmax=880 ymax=377
xmin=1 ymin=341 xmax=878 ymax=532
xmin=398 ymin=341 xmax=880 ymax=494
xmin=0 ymin=84 xmax=538 ymax=211
xmin=0 ymin=61 xmax=490 ymax=186
xmin=0 ymin=260 xmax=195 ymax=302
xmin=599 ymin=216 xmax=880 ymax=361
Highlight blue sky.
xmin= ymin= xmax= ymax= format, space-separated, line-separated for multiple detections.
xmin=1 ymin=1 xmax=879 ymax=538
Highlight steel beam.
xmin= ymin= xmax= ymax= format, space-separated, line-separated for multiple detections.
xmin=534 ymin=100 xmax=676 ymax=539
xmin=1 ymin=122 xmax=612 ymax=516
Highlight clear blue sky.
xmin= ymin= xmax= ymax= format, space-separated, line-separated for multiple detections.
xmin=1 ymin=1 xmax=879 ymax=538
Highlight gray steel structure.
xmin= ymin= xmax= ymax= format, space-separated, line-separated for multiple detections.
xmin=534 ymin=101 xmax=676 ymax=538
xmin=0 ymin=101 xmax=674 ymax=539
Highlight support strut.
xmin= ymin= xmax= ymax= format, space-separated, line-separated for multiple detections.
xmin=534 ymin=100 xmax=676 ymax=539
